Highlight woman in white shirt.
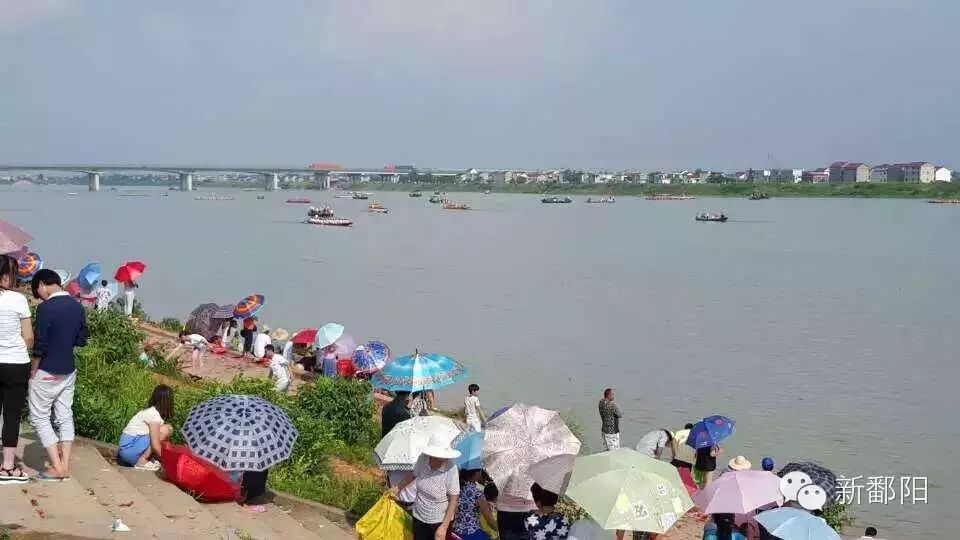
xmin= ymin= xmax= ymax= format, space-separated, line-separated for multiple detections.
xmin=0 ymin=255 xmax=34 ymax=484
xmin=117 ymin=385 xmax=173 ymax=471
xmin=391 ymin=434 xmax=462 ymax=540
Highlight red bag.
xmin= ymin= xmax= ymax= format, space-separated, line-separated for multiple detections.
xmin=336 ymin=357 xmax=356 ymax=378
xmin=159 ymin=444 xmax=240 ymax=502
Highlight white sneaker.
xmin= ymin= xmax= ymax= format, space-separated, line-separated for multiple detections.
xmin=134 ymin=461 xmax=160 ymax=471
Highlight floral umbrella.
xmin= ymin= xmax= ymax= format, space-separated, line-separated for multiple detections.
xmin=374 ymin=416 xmax=464 ymax=471
xmin=233 ymin=294 xmax=265 ymax=320
xmin=370 ymin=350 xmax=468 ymax=392
xmin=16 ymin=252 xmax=43 ymax=280
xmin=481 ymin=403 xmax=582 ymax=500
xmin=352 ymin=340 xmax=390 ymax=374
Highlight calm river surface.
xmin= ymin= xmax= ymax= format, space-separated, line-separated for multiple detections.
xmin=4 ymin=186 xmax=958 ymax=536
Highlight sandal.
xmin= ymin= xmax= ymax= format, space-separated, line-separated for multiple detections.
xmin=37 ymin=471 xmax=69 ymax=482
xmin=0 ymin=466 xmax=30 ymax=484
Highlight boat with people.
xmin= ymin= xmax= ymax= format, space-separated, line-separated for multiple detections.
xmin=695 ymin=212 xmax=728 ymax=222
xmin=409 ymin=191 xmax=423 ymax=198
xmin=256 ymin=195 xmax=265 ymax=200
xmin=352 ymin=192 xmax=370 ymax=200
xmin=484 ymin=190 xmax=492 ymax=194
xmin=645 ymin=194 xmax=695 ymax=200
xmin=367 ymin=201 xmax=390 ymax=214
xmin=194 ymin=195 xmax=234 ymax=201
xmin=442 ymin=200 xmax=470 ymax=210
xmin=286 ymin=198 xmax=312 ymax=204
xmin=429 ymin=195 xmax=443 ymax=204
xmin=541 ymin=195 xmax=573 ymax=204
xmin=585 ymin=196 xmax=616 ymax=204
xmin=306 ymin=206 xmax=335 ymax=219
xmin=305 ymin=217 xmax=353 ymax=227
xmin=928 ymin=199 xmax=960 ymax=204
xmin=749 ymin=192 xmax=770 ymax=200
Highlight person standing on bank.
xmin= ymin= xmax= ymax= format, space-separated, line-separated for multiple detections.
xmin=0 ymin=255 xmax=34 ymax=484
xmin=598 ymin=388 xmax=622 ymax=451
xmin=391 ymin=434 xmax=461 ymax=540
xmin=29 ymin=269 xmax=88 ymax=480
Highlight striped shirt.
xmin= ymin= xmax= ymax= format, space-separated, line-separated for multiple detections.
xmin=411 ymin=454 xmax=460 ymax=524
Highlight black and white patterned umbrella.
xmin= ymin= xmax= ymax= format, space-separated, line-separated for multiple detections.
xmin=778 ymin=461 xmax=838 ymax=505
xmin=181 ymin=395 xmax=298 ymax=472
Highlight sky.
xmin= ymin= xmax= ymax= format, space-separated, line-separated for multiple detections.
xmin=1 ymin=0 xmax=958 ymax=171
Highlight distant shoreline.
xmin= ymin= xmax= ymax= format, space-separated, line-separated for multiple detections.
xmin=349 ymin=181 xmax=960 ymax=199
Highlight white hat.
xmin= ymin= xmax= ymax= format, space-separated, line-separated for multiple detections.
xmin=421 ymin=434 xmax=461 ymax=460
xmin=728 ymin=455 xmax=752 ymax=471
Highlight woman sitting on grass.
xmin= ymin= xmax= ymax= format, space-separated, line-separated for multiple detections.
xmin=117 ymin=385 xmax=173 ymax=471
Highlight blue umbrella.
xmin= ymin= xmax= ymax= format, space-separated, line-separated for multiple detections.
xmin=755 ymin=507 xmax=840 ymax=540
xmin=686 ymin=415 xmax=736 ymax=449
xmin=490 ymin=406 xmax=510 ymax=420
xmin=77 ymin=262 xmax=101 ymax=290
xmin=352 ymin=340 xmax=391 ymax=375
xmin=370 ymin=350 xmax=468 ymax=392
xmin=455 ymin=431 xmax=484 ymax=471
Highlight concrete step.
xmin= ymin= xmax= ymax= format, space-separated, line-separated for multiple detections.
xmin=204 ymin=499 xmax=327 ymax=540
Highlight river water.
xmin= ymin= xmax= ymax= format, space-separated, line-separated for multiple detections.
xmin=4 ymin=186 xmax=957 ymax=537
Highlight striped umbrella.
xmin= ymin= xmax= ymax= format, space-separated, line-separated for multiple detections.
xmin=233 ymin=294 xmax=265 ymax=319
xmin=16 ymin=252 xmax=43 ymax=280
xmin=370 ymin=350 xmax=468 ymax=392
xmin=352 ymin=340 xmax=391 ymax=374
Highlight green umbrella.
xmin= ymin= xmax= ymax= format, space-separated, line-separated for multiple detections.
xmin=566 ymin=448 xmax=694 ymax=534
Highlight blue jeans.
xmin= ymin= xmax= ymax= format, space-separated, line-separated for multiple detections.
xmin=117 ymin=433 xmax=150 ymax=466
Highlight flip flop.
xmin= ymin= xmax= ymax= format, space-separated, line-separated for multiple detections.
xmin=37 ymin=471 xmax=69 ymax=482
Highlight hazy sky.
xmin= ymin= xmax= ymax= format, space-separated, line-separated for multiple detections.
xmin=1 ymin=1 xmax=957 ymax=170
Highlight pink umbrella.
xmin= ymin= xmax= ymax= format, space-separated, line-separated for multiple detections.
xmin=693 ymin=470 xmax=783 ymax=515
xmin=0 ymin=219 xmax=32 ymax=255
xmin=331 ymin=333 xmax=357 ymax=357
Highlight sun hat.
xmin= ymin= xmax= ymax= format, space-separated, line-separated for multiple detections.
xmin=728 ymin=455 xmax=752 ymax=471
xmin=271 ymin=328 xmax=290 ymax=341
xmin=261 ymin=324 xmax=271 ymax=333
xmin=421 ymin=433 xmax=461 ymax=460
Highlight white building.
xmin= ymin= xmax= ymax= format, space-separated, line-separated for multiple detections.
xmin=934 ymin=167 xmax=952 ymax=182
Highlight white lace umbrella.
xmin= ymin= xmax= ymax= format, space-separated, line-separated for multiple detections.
xmin=375 ymin=416 xmax=464 ymax=471
xmin=482 ymin=403 xmax=581 ymax=499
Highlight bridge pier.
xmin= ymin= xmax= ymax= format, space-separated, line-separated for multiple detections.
xmin=314 ymin=172 xmax=330 ymax=190
xmin=265 ymin=172 xmax=279 ymax=191
xmin=87 ymin=172 xmax=100 ymax=192
xmin=179 ymin=172 xmax=194 ymax=191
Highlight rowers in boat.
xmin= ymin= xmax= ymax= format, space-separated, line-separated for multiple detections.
xmin=307 ymin=206 xmax=335 ymax=219
xmin=442 ymin=200 xmax=470 ymax=210
xmin=352 ymin=192 xmax=370 ymax=200
xmin=429 ymin=195 xmax=443 ymax=204
xmin=286 ymin=197 xmax=312 ymax=204
xmin=305 ymin=217 xmax=353 ymax=227
xmin=409 ymin=191 xmax=423 ymax=198
xmin=585 ymin=196 xmax=616 ymax=203
xmin=541 ymin=195 xmax=573 ymax=204
xmin=368 ymin=201 xmax=390 ymax=214
xmin=695 ymin=212 xmax=728 ymax=222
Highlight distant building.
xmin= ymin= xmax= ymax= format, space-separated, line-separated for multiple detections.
xmin=869 ymin=165 xmax=891 ymax=183
xmin=934 ymin=166 xmax=952 ymax=182
xmin=647 ymin=171 xmax=664 ymax=184
xmin=801 ymin=168 xmax=829 ymax=183
xmin=887 ymin=162 xmax=935 ymax=183
xmin=828 ymin=162 xmax=870 ymax=183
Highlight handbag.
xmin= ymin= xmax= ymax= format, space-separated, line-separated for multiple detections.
xmin=355 ymin=495 xmax=413 ymax=540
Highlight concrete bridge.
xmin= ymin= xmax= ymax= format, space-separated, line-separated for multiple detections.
xmin=0 ymin=164 xmax=449 ymax=191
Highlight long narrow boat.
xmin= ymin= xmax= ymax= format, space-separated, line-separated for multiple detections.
xmin=442 ymin=200 xmax=470 ymax=210
xmin=542 ymin=195 xmax=573 ymax=204
xmin=585 ymin=196 xmax=616 ymax=204
xmin=306 ymin=218 xmax=353 ymax=227
xmin=194 ymin=195 xmax=234 ymax=201
xmin=695 ymin=212 xmax=728 ymax=222
xmin=368 ymin=201 xmax=390 ymax=214
xmin=928 ymin=199 xmax=960 ymax=204
xmin=646 ymin=194 xmax=695 ymax=200
xmin=286 ymin=198 xmax=312 ymax=204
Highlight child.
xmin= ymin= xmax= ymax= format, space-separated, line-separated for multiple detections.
xmin=481 ymin=483 xmax=499 ymax=539
xmin=178 ymin=331 xmax=208 ymax=369
xmin=95 ymin=279 xmax=113 ymax=311
xmin=264 ymin=345 xmax=291 ymax=393
xmin=117 ymin=385 xmax=173 ymax=471
xmin=464 ymin=384 xmax=486 ymax=432
xmin=525 ymin=483 xmax=569 ymax=539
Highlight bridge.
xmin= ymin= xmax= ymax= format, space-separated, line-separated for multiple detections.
xmin=0 ymin=164 xmax=461 ymax=191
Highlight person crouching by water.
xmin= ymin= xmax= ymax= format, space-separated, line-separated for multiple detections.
xmin=598 ymin=388 xmax=622 ymax=450
xmin=117 ymin=385 xmax=173 ymax=471
xmin=263 ymin=345 xmax=291 ymax=393
xmin=390 ymin=434 xmax=461 ymax=540
xmin=525 ymin=483 xmax=570 ymax=539
xmin=177 ymin=331 xmax=208 ymax=369
xmin=636 ymin=429 xmax=673 ymax=460
xmin=671 ymin=423 xmax=696 ymax=470
xmin=452 ymin=468 xmax=497 ymax=540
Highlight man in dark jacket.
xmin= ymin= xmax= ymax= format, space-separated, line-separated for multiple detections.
xmin=381 ymin=391 xmax=411 ymax=438
xmin=29 ymin=269 xmax=87 ymax=480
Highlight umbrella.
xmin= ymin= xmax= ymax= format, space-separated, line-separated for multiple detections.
xmin=693 ymin=470 xmax=783 ymax=514
xmin=565 ymin=448 xmax=694 ymax=534
xmin=370 ymin=351 xmax=468 ymax=392
xmin=314 ymin=322 xmax=345 ymax=348
xmin=352 ymin=340 xmax=391 ymax=374
xmin=528 ymin=453 xmax=577 ymax=495
xmin=233 ymin=294 xmax=265 ymax=320
xmin=291 ymin=328 xmax=317 ymax=346
xmin=65 ymin=280 xmax=82 ymax=297
xmin=686 ymin=415 xmax=736 ymax=449
xmin=331 ymin=333 xmax=357 ymax=357
xmin=115 ymin=261 xmax=146 ymax=284
xmin=181 ymin=394 xmax=298 ymax=471
xmin=16 ymin=252 xmax=42 ymax=280
xmin=185 ymin=303 xmax=224 ymax=337
xmin=481 ymin=403 xmax=581 ymax=500
xmin=490 ymin=406 xmax=510 ymax=420
xmin=454 ymin=431 xmax=484 ymax=471
xmin=53 ymin=269 xmax=71 ymax=286
xmin=159 ymin=444 xmax=240 ymax=502
xmin=755 ymin=507 xmax=840 ymax=540
xmin=778 ymin=462 xmax=839 ymax=505
xmin=77 ymin=262 xmax=101 ymax=289
xmin=0 ymin=218 xmax=32 ymax=255
xmin=374 ymin=416 xmax=464 ymax=471
xmin=213 ymin=304 xmax=235 ymax=319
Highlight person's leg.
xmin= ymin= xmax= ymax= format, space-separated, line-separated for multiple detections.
xmin=28 ymin=373 xmax=66 ymax=477
xmin=52 ymin=373 xmax=76 ymax=476
xmin=191 ymin=348 xmax=199 ymax=369
xmin=1 ymin=364 xmax=29 ymax=472
xmin=412 ymin=518 xmax=439 ymax=540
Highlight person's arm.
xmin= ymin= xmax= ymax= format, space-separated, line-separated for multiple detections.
xmin=477 ymin=399 xmax=486 ymax=423
xmin=75 ymin=310 xmax=88 ymax=347
xmin=479 ymin=496 xmax=496 ymax=529
xmin=20 ymin=317 xmax=34 ymax=350
xmin=614 ymin=403 xmax=622 ymax=418
xmin=31 ymin=305 xmax=49 ymax=378
xmin=147 ymin=422 xmax=165 ymax=456
xmin=389 ymin=472 xmax=415 ymax=496
xmin=437 ymin=493 xmax=459 ymax=540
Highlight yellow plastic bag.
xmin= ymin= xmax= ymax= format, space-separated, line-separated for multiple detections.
xmin=355 ymin=495 xmax=413 ymax=540
xmin=480 ymin=510 xmax=499 ymax=539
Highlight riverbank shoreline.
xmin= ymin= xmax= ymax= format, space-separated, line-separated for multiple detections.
xmin=348 ymin=181 xmax=960 ymax=199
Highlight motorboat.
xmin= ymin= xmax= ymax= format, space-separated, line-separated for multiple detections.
xmin=368 ymin=201 xmax=390 ymax=214
xmin=541 ymin=195 xmax=573 ymax=204
xmin=352 ymin=192 xmax=370 ymax=200
xmin=645 ymin=194 xmax=695 ymax=200
xmin=306 ymin=217 xmax=353 ymax=227
xmin=256 ymin=195 xmax=265 ymax=200
xmin=695 ymin=212 xmax=728 ymax=222
xmin=286 ymin=198 xmax=312 ymax=204
xmin=409 ymin=191 xmax=423 ymax=198
xmin=307 ymin=206 xmax=335 ymax=219
xmin=748 ymin=192 xmax=770 ymax=200
xmin=442 ymin=200 xmax=470 ymax=210
xmin=484 ymin=190 xmax=492 ymax=194
xmin=585 ymin=196 xmax=616 ymax=204
xmin=429 ymin=196 xmax=443 ymax=204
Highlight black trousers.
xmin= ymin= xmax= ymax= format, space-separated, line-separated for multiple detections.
xmin=0 ymin=363 xmax=30 ymax=448
xmin=241 ymin=469 xmax=269 ymax=503
xmin=497 ymin=510 xmax=530 ymax=540
xmin=413 ymin=517 xmax=441 ymax=540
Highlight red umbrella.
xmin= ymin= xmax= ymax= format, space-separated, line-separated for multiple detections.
xmin=115 ymin=261 xmax=146 ymax=284
xmin=64 ymin=281 xmax=82 ymax=297
xmin=159 ymin=444 xmax=239 ymax=502
xmin=0 ymin=219 xmax=32 ymax=255
xmin=290 ymin=328 xmax=318 ymax=345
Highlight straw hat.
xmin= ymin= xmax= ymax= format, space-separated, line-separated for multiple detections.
xmin=421 ymin=434 xmax=461 ymax=460
xmin=271 ymin=328 xmax=290 ymax=341
xmin=728 ymin=455 xmax=752 ymax=471
xmin=261 ymin=324 xmax=271 ymax=333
